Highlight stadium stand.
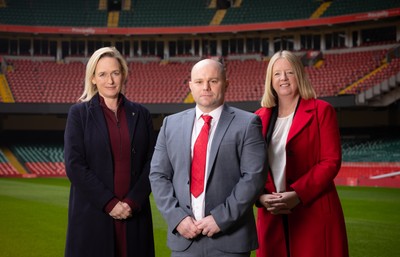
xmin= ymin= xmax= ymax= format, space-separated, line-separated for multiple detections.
xmin=124 ymin=61 xmax=194 ymax=103
xmin=0 ymin=0 xmax=399 ymax=188
xmin=9 ymin=143 xmax=65 ymax=177
xmin=3 ymin=46 xmax=398 ymax=103
xmin=0 ymin=148 xmax=20 ymax=176
xmin=321 ymin=0 xmax=400 ymax=17
xmin=5 ymin=59 xmax=85 ymax=103
xmin=0 ymin=0 xmax=106 ymax=26
xmin=306 ymin=49 xmax=389 ymax=97
xmin=119 ymin=0 xmax=215 ymax=27
xmin=221 ymin=0 xmax=320 ymax=24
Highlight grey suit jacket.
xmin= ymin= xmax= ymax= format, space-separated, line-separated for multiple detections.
xmin=149 ymin=104 xmax=267 ymax=253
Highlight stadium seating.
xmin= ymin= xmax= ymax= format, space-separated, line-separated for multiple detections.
xmin=305 ymin=49 xmax=388 ymax=97
xmin=322 ymin=0 xmax=400 ymax=17
xmin=124 ymin=61 xmax=194 ymax=103
xmin=0 ymin=0 xmax=106 ymax=26
xmin=224 ymin=59 xmax=268 ymax=102
xmin=2 ymin=135 xmax=399 ymax=186
xmin=6 ymin=60 xmax=84 ymax=103
xmin=9 ymin=143 xmax=65 ymax=177
xmin=119 ymin=0 xmax=214 ymax=27
xmin=341 ymin=135 xmax=400 ymax=162
xmin=1 ymin=0 xmax=398 ymax=28
xmin=335 ymin=135 xmax=400 ymax=187
xmin=3 ymin=47 xmax=397 ymax=103
xmin=344 ymin=57 xmax=400 ymax=94
xmin=222 ymin=0 xmax=320 ymax=24
xmin=0 ymin=149 xmax=20 ymax=176
xmin=0 ymin=0 xmax=399 ymax=189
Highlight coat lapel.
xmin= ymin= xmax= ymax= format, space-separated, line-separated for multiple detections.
xmin=207 ymin=105 xmax=234 ymax=181
xmin=88 ymin=95 xmax=110 ymax=143
xmin=287 ymin=98 xmax=315 ymax=144
xmin=124 ymin=98 xmax=138 ymax=143
xmin=183 ymin=109 xmax=196 ymax=178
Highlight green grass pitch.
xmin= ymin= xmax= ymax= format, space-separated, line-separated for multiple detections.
xmin=0 ymin=177 xmax=399 ymax=257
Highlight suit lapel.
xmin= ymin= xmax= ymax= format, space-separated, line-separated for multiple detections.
xmin=124 ymin=99 xmax=138 ymax=143
xmin=88 ymin=96 xmax=110 ymax=143
xmin=183 ymin=109 xmax=196 ymax=177
xmin=207 ymin=105 xmax=234 ymax=180
xmin=287 ymin=98 xmax=315 ymax=144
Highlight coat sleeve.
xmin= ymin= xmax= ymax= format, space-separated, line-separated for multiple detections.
xmin=124 ymin=107 xmax=155 ymax=211
xmin=290 ymin=101 xmax=342 ymax=205
xmin=210 ymin=114 xmax=268 ymax=231
xmin=149 ymin=116 xmax=190 ymax=231
xmin=64 ymin=104 xmax=115 ymax=210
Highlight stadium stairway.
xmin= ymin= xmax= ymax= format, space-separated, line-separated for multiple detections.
xmin=0 ymin=146 xmax=28 ymax=176
xmin=310 ymin=1 xmax=332 ymax=19
xmin=0 ymin=74 xmax=14 ymax=103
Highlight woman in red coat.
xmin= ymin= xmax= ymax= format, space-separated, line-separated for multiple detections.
xmin=255 ymin=50 xmax=349 ymax=257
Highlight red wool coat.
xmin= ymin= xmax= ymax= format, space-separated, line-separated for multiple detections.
xmin=255 ymin=98 xmax=349 ymax=257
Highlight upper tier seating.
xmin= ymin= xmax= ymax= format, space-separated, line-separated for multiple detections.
xmin=0 ymin=0 xmax=106 ymax=26
xmin=1 ymin=0 xmax=398 ymax=27
xmin=222 ymin=0 xmax=320 ymax=25
xmin=119 ymin=0 xmax=214 ymax=27
xmin=322 ymin=0 xmax=400 ymax=17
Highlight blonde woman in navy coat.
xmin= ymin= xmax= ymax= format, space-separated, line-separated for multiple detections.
xmin=64 ymin=47 xmax=155 ymax=257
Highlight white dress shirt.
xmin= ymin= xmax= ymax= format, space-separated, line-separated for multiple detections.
xmin=191 ymin=105 xmax=223 ymax=220
xmin=268 ymin=112 xmax=294 ymax=193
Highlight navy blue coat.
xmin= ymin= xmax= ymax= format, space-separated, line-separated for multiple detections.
xmin=64 ymin=94 xmax=155 ymax=257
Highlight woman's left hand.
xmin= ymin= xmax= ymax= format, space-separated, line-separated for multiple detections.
xmin=265 ymin=191 xmax=301 ymax=215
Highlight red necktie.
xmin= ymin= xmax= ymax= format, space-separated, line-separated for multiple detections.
xmin=191 ymin=115 xmax=212 ymax=198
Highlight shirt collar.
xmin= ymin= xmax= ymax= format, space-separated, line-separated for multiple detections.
xmin=99 ymin=93 xmax=124 ymax=109
xmin=195 ymin=105 xmax=223 ymax=122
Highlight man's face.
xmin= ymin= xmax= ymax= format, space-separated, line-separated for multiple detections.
xmin=189 ymin=60 xmax=228 ymax=113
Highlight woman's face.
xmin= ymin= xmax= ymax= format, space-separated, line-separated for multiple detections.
xmin=271 ymin=58 xmax=299 ymax=99
xmin=91 ymin=56 xmax=123 ymax=99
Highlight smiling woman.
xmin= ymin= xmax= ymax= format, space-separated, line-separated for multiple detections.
xmin=255 ymin=50 xmax=348 ymax=257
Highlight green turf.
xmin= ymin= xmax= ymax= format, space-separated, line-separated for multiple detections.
xmin=0 ymin=178 xmax=399 ymax=257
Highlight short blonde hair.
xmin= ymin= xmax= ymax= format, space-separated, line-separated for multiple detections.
xmin=78 ymin=46 xmax=128 ymax=102
xmin=261 ymin=50 xmax=316 ymax=108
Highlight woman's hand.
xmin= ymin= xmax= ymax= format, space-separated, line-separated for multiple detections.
xmin=259 ymin=191 xmax=300 ymax=215
xmin=109 ymin=201 xmax=132 ymax=220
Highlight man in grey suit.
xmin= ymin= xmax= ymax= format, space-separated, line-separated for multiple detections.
xmin=149 ymin=59 xmax=267 ymax=257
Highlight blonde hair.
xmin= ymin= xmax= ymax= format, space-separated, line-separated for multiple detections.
xmin=260 ymin=50 xmax=316 ymax=108
xmin=78 ymin=46 xmax=128 ymax=102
